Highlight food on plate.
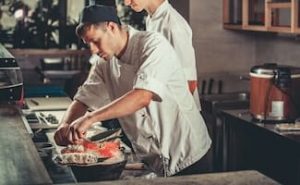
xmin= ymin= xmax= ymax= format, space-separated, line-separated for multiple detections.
xmin=61 ymin=152 xmax=98 ymax=164
xmin=275 ymin=123 xmax=300 ymax=131
xmin=59 ymin=139 xmax=123 ymax=165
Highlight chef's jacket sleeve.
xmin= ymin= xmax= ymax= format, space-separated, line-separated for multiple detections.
xmin=133 ymin=34 xmax=185 ymax=102
xmin=74 ymin=61 xmax=110 ymax=110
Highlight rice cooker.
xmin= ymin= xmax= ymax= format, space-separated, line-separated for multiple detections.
xmin=250 ymin=63 xmax=300 ymax=121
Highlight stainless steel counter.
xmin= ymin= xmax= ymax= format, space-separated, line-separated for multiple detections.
xmin=221 ymin=109 xmax=300 ymax=185
xmin=0 ymin=104 xmax=52 ymax=185
xmin=0 ymin=104 xmax=283 ymax=185
xmin=60 ymin=170 xmax=280 ymax=185
xmin=222 ymin=109 xmax=300 ymax=145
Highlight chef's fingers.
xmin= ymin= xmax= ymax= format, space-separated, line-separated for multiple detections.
xmin=74 ymin=124 xmax=86 ymax=139
xmin=74 ymin=138 xmax=84 ymax=145
xmin=69 ymin=126 xmax=79 ymax=144
xmin=54 ymin=130 xmax=63 ymax=145
xmin=73 ymin=131 xmax=84 ymax=145
xmin=79 ymin=131 xmax=86 ymax=138
xmin=67 ymin=127 xmax=75 ymax=144
xmin=54 ymin=126 xmax=69 ymax=146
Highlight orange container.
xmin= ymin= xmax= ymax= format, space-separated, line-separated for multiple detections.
xmin=250 ymin=64 xmax=300 ymax=121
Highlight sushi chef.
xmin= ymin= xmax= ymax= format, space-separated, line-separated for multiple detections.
xmin=54 ymin=5 xmax=211 ymax=176
xmin=123 ymin=0 xmax=201 ymax=110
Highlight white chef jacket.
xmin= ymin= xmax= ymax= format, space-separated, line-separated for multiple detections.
xmin=74 ymin=26 xmax=211 ymax=176
xmin=146 ymin=0 xmax=201 ymax=110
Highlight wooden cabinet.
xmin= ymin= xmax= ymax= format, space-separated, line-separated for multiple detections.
xmin=223 ymin=0 xmax=300 ymax=33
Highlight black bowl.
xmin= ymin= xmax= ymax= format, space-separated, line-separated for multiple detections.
xmin=70 ymin=159 xmax=127 ymax=182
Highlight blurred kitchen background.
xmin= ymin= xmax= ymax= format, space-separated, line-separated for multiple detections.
xmin=1 ymin=0 xmax=300 ymax=97
xmin=0 ymin=0 xmax=147 ymax=97
xmin=1 ymin=1 xmax=300 ymax=184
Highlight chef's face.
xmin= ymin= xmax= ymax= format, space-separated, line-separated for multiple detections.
xmin=82 ymin=23 xmax=115 ymax=61
xmin=123 ymin=0 xmax=147 ymax=12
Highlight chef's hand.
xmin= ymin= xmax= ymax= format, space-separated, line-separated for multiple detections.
xmin=68 ymin=115 xmax=93 ymax=144
xmin=54 ymin=124 xmax=72 ymax=146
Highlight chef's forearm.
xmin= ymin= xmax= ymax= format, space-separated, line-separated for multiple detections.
xmin=86 ymin=89 xmax=153 ymax=124
xmin=59 ymin=100 xmax=88 ymax=127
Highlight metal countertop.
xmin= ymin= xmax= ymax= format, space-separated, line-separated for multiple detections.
xmin=0 ymin=104 xmax=52 ymax=185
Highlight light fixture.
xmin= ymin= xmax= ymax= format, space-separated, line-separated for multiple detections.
xmin=9 ymin=0 xmax=29 ymax=20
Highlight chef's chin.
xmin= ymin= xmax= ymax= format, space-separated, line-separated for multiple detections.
xmin=102 ymin=55 xmax=112 ymax=61
xmin=131 ymin=6 xmax=143 ymax=12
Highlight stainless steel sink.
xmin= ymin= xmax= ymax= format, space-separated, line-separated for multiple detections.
xmin=200 ymin=92 xmax=250 ymax=172
xmin=201 ymin=92 xmax=248 ymax=102
xmin=200 ymin=92 xmax=249 ymax=114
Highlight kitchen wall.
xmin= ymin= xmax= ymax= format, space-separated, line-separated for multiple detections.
xmin=190 ymin=0 xmax=255 ymax=93
xmin=188 ymin=0 xmax=300 ymax=72
xmin=189 ymin=0 xmax=256 ymax=75
xmin=255 ymin=33 xmax=300 ymax=66
xmin=169 ymin=0 xmax=190 ymax=22
xmin=172 ymin=0 xmax=300 ymax=93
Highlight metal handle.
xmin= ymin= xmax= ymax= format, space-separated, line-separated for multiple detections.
xmin=239 ymin=75 xmax=250 ymax=81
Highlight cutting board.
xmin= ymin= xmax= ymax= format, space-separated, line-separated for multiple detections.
xmin=25 ymin=97 xmax=72 ymax=111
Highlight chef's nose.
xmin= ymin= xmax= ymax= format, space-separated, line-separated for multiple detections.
xmin=124 ymin=0 xmax=131 ymax=6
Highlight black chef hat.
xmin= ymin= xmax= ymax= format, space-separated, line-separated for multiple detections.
xmin=79 ymin=5 xmax=121 ymax=25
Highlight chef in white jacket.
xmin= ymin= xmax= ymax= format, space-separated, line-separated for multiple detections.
xmin=54 ymin=5 xmax=211 ymax=177
xmin=124 ymin=0 xmax=201 ymax=110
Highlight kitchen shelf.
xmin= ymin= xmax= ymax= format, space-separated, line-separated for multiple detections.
xmin=223 ymin=24 xmax=244 ymax=30
xmin=244 ymin=25 xmax=267 ymax=31
xmin=223 ymin=0 xmax=300 ymax=34
xmin=268 ymin=26 xmax=293 ymax=32
xmin=268 ymin=2 xmax=291 ymax=9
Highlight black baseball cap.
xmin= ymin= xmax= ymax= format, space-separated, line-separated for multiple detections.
xmin=79 ymin=5 xmax=121 ymax=25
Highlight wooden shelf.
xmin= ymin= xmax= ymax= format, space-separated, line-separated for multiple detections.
xmin=223 ymin=0 xmax=300 ymax=34
xmin=267 ymin=2 xmax=291 ymax=9
xmin=223 ymin=24 xmax=243 ymax=30
xmin=268 ymin=26 xmax=293 ymax=33
xmin=8 ymin=49 xmax=90 ymax=58
xmin=244 ymin=25 xmax=268 ymax=32
xmin=294 ymin=26 xmax=300 ymax=33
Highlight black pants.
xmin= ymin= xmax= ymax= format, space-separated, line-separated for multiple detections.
xmin=173 ymin=149 xmax=212 ymax=176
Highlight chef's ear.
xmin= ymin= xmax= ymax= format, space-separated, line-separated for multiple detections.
xmin=106 ymin=21 xmax=119 ymax=32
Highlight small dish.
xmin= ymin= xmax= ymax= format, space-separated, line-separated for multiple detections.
xmin=275 ymin=123 xmax=300 ymax=132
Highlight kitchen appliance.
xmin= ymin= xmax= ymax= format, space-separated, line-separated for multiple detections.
xmin=0 ymin=49 xmax=23 ymax=102
xmin=250 ymin=63 xmax=300 ymax=122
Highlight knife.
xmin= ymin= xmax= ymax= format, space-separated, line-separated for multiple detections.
xmin=89 ymin=128 xmax=122 ymax=142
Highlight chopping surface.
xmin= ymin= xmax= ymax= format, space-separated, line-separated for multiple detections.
xmin=25 ymin=96 xmax=72 ymax=111
xmin=0 ymin=104 xmax=52 ymax=185
xmin=60 ymin=170 xmax=279 ymax=185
